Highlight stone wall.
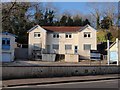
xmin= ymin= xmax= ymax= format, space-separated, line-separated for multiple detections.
xmin=2 ymin=65 xmax=120 ymax=80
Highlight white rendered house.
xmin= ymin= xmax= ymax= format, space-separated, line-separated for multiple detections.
xmin=28 ymin=24 xmax=97 ymax=59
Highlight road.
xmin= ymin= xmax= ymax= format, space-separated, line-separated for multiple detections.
xmin=3 ymin=79 xmax=119 ymax=89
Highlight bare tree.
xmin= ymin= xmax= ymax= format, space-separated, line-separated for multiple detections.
xmin=2 ymin=1 xmax=17 ymax=22
xmin=87 ymin=2 xmax=102 ymax=29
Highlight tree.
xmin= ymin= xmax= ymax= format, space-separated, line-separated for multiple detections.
xmin=97 ymin=30 xmax=107 ymax=43
xmin=101 ymin=16 xmax=112 ymax=29
xmin=87 ymin=3 xmax=101 ymax=29
xmin=2 ymin=2 xmax=17 ymax=22
xmin=91 ymin=9 xmax=100 ymax=29
xmin=60 ymin=15 xmax=67 ymax=26
xmin=47 ymin=10 xmax=55 ymax=25
xmin=83 ymin=19 xmax=90 ymax=26
xmin=73 ymin=15 xmax=83 ymax=26
xmin=2 ymin=2 xmax=33 ymax=44
xmin=67 ymin=16 xmax=74 ymax=26
xmin=33 ymin=3 xmax=44 ymax=25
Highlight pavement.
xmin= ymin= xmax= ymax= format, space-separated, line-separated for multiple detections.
xmin=2 ymin=74 xmax=120 ymax=88
xmin=1 ymin=60 xmax=112 ymax=66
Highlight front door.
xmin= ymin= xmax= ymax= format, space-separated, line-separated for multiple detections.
xmin=74 ymin=46 xmax=78 ymax=54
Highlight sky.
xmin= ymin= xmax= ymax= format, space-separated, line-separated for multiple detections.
xmin=43 ymin=2 xmax=118 ymax=15
xmin=2 ymin=0 xmax=120 ymax=2
xmin=2 ymin=0 xmax=119 ymax=27
xmin=2 ymin=0 xmax=118 ymax=15
xmin=51 ymin=2 xmax=90 ymax=14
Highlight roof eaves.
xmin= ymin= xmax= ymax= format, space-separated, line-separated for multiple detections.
xmin=78 ymin=24 xmax=89 ymax=32
xmin=27 ymin=25 xmax=39 ymax=33
xmin=2 ymin=32 xmax=17 ymax=37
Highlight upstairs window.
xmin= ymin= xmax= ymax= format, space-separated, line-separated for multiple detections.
xmin=34 ymin=32 xmax=41 ymax=38
xmin=2 ymin=39 xmax=6 ymax=45
xmin=2 ymin=38 xmax=10 ymax=50
xmin=53 ymin=33 xmax=59 ymax=38
xmin=65 ymin=33 xmax=72 ymax=38
xmin=84 ymin=32 xmax=91 ymax=38
xmin=2 ymin=38 xmax=10 ymax=45
xmin=7 ymin=40 xmax=10 ymax=45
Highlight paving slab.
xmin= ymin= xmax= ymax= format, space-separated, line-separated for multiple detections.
xmin=1 ymin=60 xmax=116 ymax=67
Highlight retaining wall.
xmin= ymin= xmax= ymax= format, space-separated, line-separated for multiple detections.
xmin=2 ymin=65 xmax=120 ymax=80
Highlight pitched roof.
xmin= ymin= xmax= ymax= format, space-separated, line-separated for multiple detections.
xmin=42 ymin=26 xmax=82 ymax=32
xmin=1 ymin=32 xmax=17 ymax=37
xmin=27 ymin=24 xmax=92 ymax=33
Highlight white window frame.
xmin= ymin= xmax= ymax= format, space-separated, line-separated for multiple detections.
xmin=33 ymin=43 xmax=41 ymax=50
xmin=65 ymin=44 xmax=72 ymax=50
xmin=52 ymin=44 xmax=59 ymax=50
xmin=65 ymin=33 xmax=72 ymax=38
xmin=53 ymin=33 xmax=59 ymax=38
xmin=34 ymin=32 xmax=41 ymax=38
xmin=84 ymin=44 xmax=91 ymax=50
xmin=84 ymin=32 xmax=91 ymax=38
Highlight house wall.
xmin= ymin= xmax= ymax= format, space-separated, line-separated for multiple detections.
xmin=47 ymin=26 xmax=97 ymax=57
xmin=65 ymin=54 xmax=79 ymax=62
xmin=46 ymin=32 xmax=79 ymax=54
xmin=1 ymin=34 xmax=16 ymax=52
xmin=28 ymin=25 xmax=97 ymax=60
xmin=78 ymin=26 xmax=97 ymax=59
xmin=28 ymin=26 xmax=47 ymax=58
xmin=0 ymin=34 xmax=16 ymax=62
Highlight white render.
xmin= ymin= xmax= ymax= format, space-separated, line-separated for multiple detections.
xmin=28 ymin=25 xmax=97 ymax=59
xmin=65 ymin=54 xmax=79 ymax=62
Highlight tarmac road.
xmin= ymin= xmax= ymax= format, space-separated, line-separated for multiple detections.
xmin=3 ymin=79 xmax=119 ymax=89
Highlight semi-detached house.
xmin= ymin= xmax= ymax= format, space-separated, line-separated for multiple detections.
xmin=28 ymin=24 xmax=97 ymax=60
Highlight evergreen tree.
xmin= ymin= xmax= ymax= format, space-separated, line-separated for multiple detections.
xmin=73 ymin=15 xmax=83 ymax=26
xmin=83 ymin=19 xmax=90 ymax=26
xmin=100 ymin=16 xmax=112 ymax=29
xmin=60 ymin=15 xmax=67 ymax=26
xmin=67 ymin=16 xmax=74 ymax=26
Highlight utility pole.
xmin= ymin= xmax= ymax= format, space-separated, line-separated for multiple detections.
xmin=118 ymin=1 xmax=120 ymax=66
xmin=107 ymin=32 xmax=110 ymax=65
xmin=118 ymin=39 xmax=120 ymax=66
xmin=116 ymin=38 xmax=119 ymax=66
xmin=107 ymin=39 xmax=110 ymax=65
